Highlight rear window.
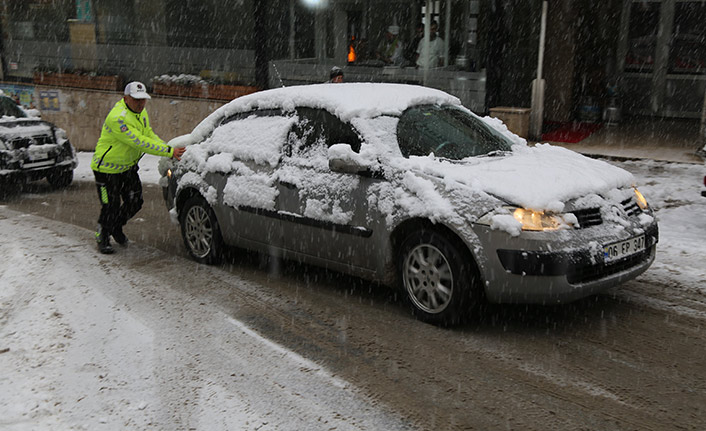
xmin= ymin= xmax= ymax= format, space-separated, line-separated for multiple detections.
xmin=397 ymin=105 xmax=512 ymax=159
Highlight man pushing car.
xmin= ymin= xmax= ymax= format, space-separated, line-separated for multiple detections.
xmin=91 ymin=81 xmax=186 ymax=254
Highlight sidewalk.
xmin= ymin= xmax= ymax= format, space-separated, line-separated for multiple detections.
xmin=540 ymin=117 xmax=705 ymax=164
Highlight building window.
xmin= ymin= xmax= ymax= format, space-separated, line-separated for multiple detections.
xmin=670 ymin=1 xmax=706 ymax=74
xmin=625 ymin=1 xmax=661 ymax=72
xmin=5 ymin=0 xmax=73 ymax=42
xmin=164 ymin=0 xmax=252 ymax=49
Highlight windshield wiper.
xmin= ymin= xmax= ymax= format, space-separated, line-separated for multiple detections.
xmin=482 ymin=150 xmax=510 ymax=157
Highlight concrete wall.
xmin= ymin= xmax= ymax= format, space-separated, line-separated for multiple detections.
xmin=31 ymin=86 xmax=225 ymax=152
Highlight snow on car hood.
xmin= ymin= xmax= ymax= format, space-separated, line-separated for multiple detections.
xmin=0 ymin=118 xmax=52 ymax=139
xmin=402 ymin=143 xmax=635 ymax=212
xmin=351 ymin=112 xmax=635 ymax=216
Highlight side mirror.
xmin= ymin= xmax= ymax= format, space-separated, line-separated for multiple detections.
xmin=328 ymin=143 xmax=369 ymax=174
xmin=168 ymin=134 xmax=197 ymax=148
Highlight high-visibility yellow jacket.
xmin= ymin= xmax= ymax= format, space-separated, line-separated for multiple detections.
xmin=91 ymin=99 xmax=174 ymax=173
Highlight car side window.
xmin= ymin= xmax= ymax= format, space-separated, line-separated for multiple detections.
xmin=287 ymin=108 xmax=362 ymax=158
xmin=220 ymin=108 xmax=283 ymax=126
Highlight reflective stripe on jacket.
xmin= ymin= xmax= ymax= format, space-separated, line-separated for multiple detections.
xmin=91 ymin=99 xmax=173 ymax=173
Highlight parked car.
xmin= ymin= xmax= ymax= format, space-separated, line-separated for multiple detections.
xmin=702 ymin=175 xmax=705 ymax=198
xmin=159 ymin=83 xmax=658 ymax=325
xmin=0 ymin=93 xmax=77 ymax=194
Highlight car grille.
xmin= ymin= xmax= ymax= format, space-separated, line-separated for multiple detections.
xmin=569 ymin=197 xmax=643 ymax=229
xmin=9 ymin=135 xmax=55 ymax=149
xmin=566 ymin=247 xmax=653 ymax=284
xmin=570 ymin=207 xmax=602 ymax=228
xmin=622 ymin=197 xmax=642 ymax=217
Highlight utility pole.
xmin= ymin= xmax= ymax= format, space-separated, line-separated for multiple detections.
xmin=254 ymin=0 xmax=269 ymax=90
xmin=529 ymin=1 xmax=548 ymax=141
xmin=700 ymin=91 xmax=706 ymax=152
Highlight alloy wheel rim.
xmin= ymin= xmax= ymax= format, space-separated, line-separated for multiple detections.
xmin=185 ymin=206 xmax=213 ymax=258
xmin=403 ymin=244 xmax=453 ymax=314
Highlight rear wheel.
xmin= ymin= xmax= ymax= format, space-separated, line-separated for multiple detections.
xmin=399 ymin=231 xmax=480 ymax=326
xmin=180 ymin=195 xmax=223 ymax=264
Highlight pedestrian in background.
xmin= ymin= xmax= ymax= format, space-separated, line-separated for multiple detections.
xmin=91 ymin=81 xmax=185 ymax=254
xmin=329 ymin=66 xmax=344 ymax=83
xmin=416 ymin=21 xmax=444 ymax=68
xmin=376 ymin=25 xmax=404 ymax=66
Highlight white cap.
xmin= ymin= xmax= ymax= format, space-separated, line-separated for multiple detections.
xmin=388 ymin=25 xmax=400 ymax=35
xmin=124 ymin=81 xmax=151 ymax=100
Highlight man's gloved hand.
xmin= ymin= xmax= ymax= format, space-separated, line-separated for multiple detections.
xmin=172 ymin=146 xmax=186 ymax=161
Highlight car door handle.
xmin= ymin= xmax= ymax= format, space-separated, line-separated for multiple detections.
xmin=279 ymin=180 xmax=297 ymax=190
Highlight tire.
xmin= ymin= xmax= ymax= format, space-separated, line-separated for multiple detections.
xmin=398 ymin=230 xmax=480 ymax=326
xmin=180 ymin=195 xmax=223 ymax=265
xmin=0 ymin=175 xmax=22 ymax=199
xmin=46 ymin=169 xmax=73 ymax=189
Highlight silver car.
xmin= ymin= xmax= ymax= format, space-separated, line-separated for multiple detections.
xmin=160 ymin=83 xmax=658 ymax=325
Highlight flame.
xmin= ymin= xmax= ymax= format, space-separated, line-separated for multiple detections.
xmin=347 ymin=36 xmax=356 ymax=63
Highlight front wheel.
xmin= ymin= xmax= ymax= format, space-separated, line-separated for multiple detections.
xmin=46 ymin=169 xmax=73 ymax=188
xmin=180 ymin=195 xmax=223 ymax=265
xmin=399 ymin=231 xmax=480 ymax=326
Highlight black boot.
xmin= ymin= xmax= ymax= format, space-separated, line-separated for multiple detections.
xmin=112 ymin=225 xmax=128 ymax=246
xmin=96 ymin=226 xmax=114 ymax=254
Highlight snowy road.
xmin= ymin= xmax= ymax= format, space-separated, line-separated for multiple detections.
xmin=1 ymin=153 xmax=705 ymax=430
xmin=0 ymin=207 xmax=412 ymax=430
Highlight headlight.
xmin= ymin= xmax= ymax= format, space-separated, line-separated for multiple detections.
xmin=157 ymin=157 xmax=174 ymax=177
xmin=511 ymin=208 xmax=565 ymax=231
xmin=58 ymin=140 xmax=74 ymax=159
xmin=633 ymin=187 xmax=649 ymax=210
xmin=476 ymin=206 xmax=575 ymax=232
xmin=167 ymin=168 xmax=172 ymax=178
xmin=55 ymin=128 xmax=68 ymax=141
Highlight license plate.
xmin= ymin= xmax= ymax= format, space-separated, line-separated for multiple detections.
xmin=29 ymin=149 xmax=48 ymax=161
xmin=603 ymin=235 xmax=646 ymax=263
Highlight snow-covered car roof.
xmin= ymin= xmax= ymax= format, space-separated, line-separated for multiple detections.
xmin=191 ymin=83 xmax=461 ymax=141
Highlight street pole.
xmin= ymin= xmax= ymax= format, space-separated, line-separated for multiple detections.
xmin=529 ymin=0 xmax=548 ymax=141
xmin=289 ymin=0 xmax=295 ymax=60
xmin=254 ymin=0 xmax=269 ymax=90
xmin=423 ymin=0 xmax=431 ymax=86
xmin=444 ymin=0 xmax=451 ymax=67
xmin=701 ymin=87 xmax=706 ymax=150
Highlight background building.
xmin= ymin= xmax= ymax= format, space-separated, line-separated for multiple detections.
xmin=0 ymin=0 xmax=703 ymax=149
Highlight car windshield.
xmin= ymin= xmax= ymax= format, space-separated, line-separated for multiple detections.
xmin=397 ymin=105 xmax=513 ymax=159
xmin=0 ymin=96 xmax=26 ymax=118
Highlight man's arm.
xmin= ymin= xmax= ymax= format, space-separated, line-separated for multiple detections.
xmin=110 ymin=114 xmax=175 ymax=158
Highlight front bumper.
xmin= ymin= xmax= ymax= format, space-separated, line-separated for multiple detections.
xmin=477 ymin=223 xmax=659 ymax=304
xmin=0 ymin=158 xmax=76 ymax=181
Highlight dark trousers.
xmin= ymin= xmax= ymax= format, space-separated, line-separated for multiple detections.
xmin=93 ymin=167 xmax=143 ymax=234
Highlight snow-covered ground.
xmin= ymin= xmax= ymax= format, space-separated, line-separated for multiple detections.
xmin=1 ymin=150 xmax=705 ymax=429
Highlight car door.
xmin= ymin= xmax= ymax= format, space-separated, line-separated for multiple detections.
xmin=205 ymin=109 xmax=294 ymax=250
xmin=275 ymin=108 xmax=380 ymax=272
